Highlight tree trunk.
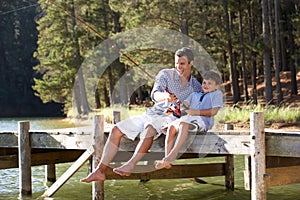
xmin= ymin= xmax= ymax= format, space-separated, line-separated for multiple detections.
xmin=262 ymin=0 xmax=273 ymax=104
xmin=238 ymin=0 xmax=249 ymax=102
xmin=274 ymin=0 xmax=283 ymax=105
xmin=223 ymin=0 xmax=240 ymax=104
xmin=71 ymin=0 xmax=90 ymax=115
xmin=286 ymin=0 xmax=298 ymax=95
xmin=248 ymin=2 xmax=258 ymax=104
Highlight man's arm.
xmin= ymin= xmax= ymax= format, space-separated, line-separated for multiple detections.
xmin=152 ymin=90 xmax=178 ymax=103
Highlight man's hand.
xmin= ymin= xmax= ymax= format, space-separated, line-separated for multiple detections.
xmin=166 ymin=92 xmax=178 ymax=102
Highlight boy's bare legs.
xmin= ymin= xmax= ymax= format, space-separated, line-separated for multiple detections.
xmin=80 ymin=126 xmax=124 ymax=182
xmin=155 ymin=122 xmax=190 ymax=169
xmin=113 ymin=125 xmax=156 ymax=176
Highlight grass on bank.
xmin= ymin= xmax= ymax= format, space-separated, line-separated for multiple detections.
xmin=218 ymin=104 xmax=300 ymax=126
xmin=90 ymin=104 xmax=300 ymax=128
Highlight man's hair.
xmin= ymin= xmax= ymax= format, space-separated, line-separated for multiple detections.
xmin=175 ymin=47 xmax=194 ymax=63
xmin=202 ymin=71 xmax=222 ymax=85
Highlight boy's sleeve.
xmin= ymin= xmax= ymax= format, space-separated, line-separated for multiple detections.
xmin=212 ymin=91 xmax=223 ymax=108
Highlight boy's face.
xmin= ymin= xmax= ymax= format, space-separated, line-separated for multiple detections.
xmin=202 ymin=79 xmax=219 ymax=93
xmin=174 ymin=55 xmax=193 ymax=78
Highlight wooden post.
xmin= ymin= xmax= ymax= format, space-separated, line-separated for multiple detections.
xmin=92 ymin=115 xmax=105 ymax=200
xmin=18 ymin=121 xmax=32 ymax=198
xmin=45 ymin=164 xmax=56 ymax=186
xmin=250 ymin=112 xmax=266 ymax=200
xmin=224 ymin=124 xmax=234 ymax=190
xmin=113 ymin=111 xmax=121 ymax=124
xmin=244 ymin=155 xmax=251 ymax=190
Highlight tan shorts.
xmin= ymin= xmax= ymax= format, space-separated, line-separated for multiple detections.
xmin=116 ymin=113 xmax=177 ymax=140
xmin=166 ymin=115 xmax=206 ymax=133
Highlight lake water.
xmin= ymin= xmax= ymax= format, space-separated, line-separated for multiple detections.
xmin=0 ymin=118 xmax=299 ymax=200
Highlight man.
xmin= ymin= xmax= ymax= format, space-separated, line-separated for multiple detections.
xmin=81 ymin=47 xmax=201 ymax=182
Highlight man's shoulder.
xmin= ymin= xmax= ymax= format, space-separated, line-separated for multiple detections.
xmin=159 ymin=68 xmax=175 ymax=74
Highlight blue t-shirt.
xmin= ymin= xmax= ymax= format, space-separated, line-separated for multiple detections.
xmin=183 ymin=90 xmax=223 ymax=129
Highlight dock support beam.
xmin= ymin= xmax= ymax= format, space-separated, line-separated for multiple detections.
xmin=18 ymin=121 xmax=32 ymax=198
xmin=250 ymin=112 xmax=266 ymax=200
xmin=92 ymin=115 xmax=105 ymax=200
xmin=224 ymin=124 xmax=234 ymax=190
xmin=45 ymin=164 xmax=56 ymax=185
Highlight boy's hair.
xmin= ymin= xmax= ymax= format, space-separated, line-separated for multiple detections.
xmin=175 ymin=47 xmax=194 ymax=63
xmin=202 ymin=71 xmax=222 ymax=85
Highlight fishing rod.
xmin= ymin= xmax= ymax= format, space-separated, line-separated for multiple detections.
xmin=45 ymin=0 xmax=154 ymax=79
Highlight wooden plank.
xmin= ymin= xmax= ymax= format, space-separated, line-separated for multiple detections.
xmin=250 ymin=112 xmax=266 ymax=200
xmin=105 ymin=163 xmax=226 ymax=180
xmin=42 ymin=147 xmax=94 ymax=198
xmin=180 ymin=134 xmax=251 ymax=155
xmin=0 ymin=150 xmax=84 ymax=169
xmin=0 ymin=132 xmax=18 ymax=147
xmin=30 ymin=132 xmax=92 ymax=149
xmin=265 ymin=166 xmax=300 ymax=187
xmin=18 ymin=121 xmax=32 ymax=197
xmin=267 ymin=156 xmax=300 ymax=168
xmin=266 ymin=135 xmax=300 ymax=157
xmin=1 ymin=128 xmax=299 ymax=158
xmin=0 ymin=154 xmax=18 ymax=169
xmin=118 ymin=134 xmax=251 ymax=155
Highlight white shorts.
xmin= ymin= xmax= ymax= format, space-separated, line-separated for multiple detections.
xmin=166 ymin=115 xmax=206 ymax=133
xmin=116 ymin=113 xmax=177 ymax=140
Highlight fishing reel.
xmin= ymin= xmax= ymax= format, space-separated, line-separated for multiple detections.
xmin=165 ymin=101 xmax=181 ymax=118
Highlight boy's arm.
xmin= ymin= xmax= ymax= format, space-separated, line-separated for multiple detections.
xmin=185 ymin=107 xmax=221 ymax=116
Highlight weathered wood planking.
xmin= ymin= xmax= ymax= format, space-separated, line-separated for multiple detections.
xmin=104 ymin=163 xmax=226 ymax=180
xmin=1 ymin=128 xmax=299 ymax=157
xmin=265 ymin=165 xmax=300 ymax=187
xmin=0 ymin=150 xmax=84 ymax=169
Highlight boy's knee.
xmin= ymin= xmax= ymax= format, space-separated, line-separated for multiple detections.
xmin=140 ymin=125 xmax=156 ymax=139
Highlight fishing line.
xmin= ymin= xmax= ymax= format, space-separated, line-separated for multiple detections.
xmin=44 ymin=0 xmax=154 ymax=79
xmin=0 ymin=3 xmax=39 ymax=16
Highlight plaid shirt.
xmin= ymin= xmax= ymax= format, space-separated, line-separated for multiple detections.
xmin=149 ymin=68 xmax=202 ymax=114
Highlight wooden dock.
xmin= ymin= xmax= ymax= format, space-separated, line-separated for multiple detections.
xmin=0 ymin=112 xmax=299 ymax=200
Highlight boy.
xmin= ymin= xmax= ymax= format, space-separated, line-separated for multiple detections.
xmin=155 ymin=71 xmax=223 ymax=169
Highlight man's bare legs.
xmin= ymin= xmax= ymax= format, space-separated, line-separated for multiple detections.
xmin=165 ymin=125 xmax=177 ymax=156
xmin=113 ymin=125 xmax=156 ymax=176
xmin=155 ymin=122 xmax=190 ymax=169
xmin=80 ymin=126 xmax=124 ymax=182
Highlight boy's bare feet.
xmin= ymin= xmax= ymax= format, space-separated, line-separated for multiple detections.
xmin=113 ymin=164 xmax=133 ymax=176
xmin=155 ymin=160 xmax=172 ymax=170
xmin=80 ymin=171 xmax=106 ymax=182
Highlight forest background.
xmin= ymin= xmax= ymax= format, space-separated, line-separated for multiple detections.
xmin=0 ymin=0 xmax=299 ymax=121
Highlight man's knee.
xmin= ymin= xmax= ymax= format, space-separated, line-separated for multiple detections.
xmin=110 ymin=126 xmax=125 ymax=139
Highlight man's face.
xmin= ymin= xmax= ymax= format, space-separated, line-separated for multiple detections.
xmin=175 ymin=55 xmax=193 ymax=78
xmin=202 ymin=79 xmax=219 ymax=93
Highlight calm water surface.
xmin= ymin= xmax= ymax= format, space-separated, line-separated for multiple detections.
xmin=0 ymin=118 xmax=299 ymax=200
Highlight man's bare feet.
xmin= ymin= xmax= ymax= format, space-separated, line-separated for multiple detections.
xmin=155 ymin=160 xmax=172 ymax=170
xmin=80 ymin=170 xmax=106 ymax=182
xmin=113 ymin=164 xmax=133 ymax=176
